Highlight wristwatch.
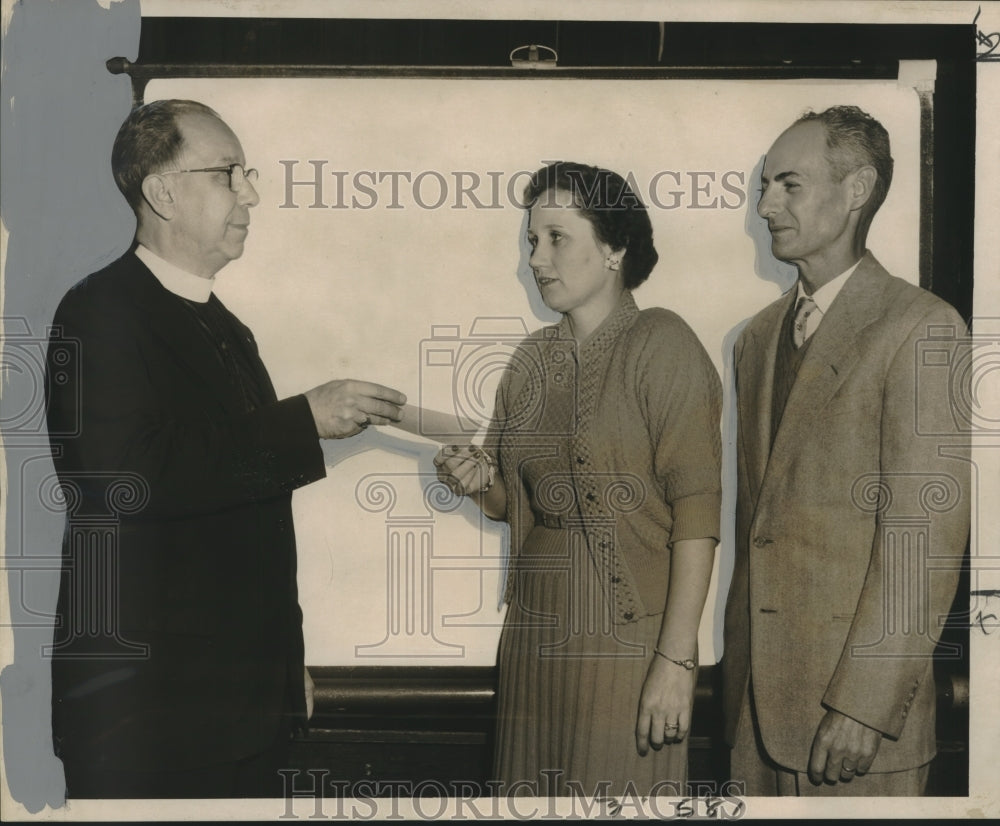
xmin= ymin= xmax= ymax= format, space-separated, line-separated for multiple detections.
xmin=653 ymin=646 xmax=696 ymax=670
xmin=467 ymin=445 xmax=497 ymax=494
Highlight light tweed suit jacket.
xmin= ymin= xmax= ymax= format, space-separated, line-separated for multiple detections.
xmin=722 ymin=251 xmax=970 ymax=773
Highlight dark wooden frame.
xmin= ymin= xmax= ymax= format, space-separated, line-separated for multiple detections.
xmin=110 ymin=18 xmax=976 ymax=319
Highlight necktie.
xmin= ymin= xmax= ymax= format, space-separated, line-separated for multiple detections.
xmin=792 ymin=296 xmax=818 ymax=349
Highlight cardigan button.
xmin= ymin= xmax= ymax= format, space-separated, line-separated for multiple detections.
xmin=610 ymin=575 xmax=621 ymax=584
xmin=576 ymin=456 xmax=586 ymax=465
xmin=586 ymin=492 xmax=596 ymax=502
xmin=623 ymin=611 xmax=634 ymax=620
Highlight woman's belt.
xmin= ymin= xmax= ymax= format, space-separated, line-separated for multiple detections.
xmin=534 ymin=511 xmax=568 ymax=529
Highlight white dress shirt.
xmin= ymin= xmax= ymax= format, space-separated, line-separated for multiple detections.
xmin=795 ymin=259 xmax=861 ymax=343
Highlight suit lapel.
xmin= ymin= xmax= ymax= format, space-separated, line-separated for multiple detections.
xmin=764 ymin=252 xmax=890 ymax=483
xmin=738 ymin=290 xmax=796 ymax=505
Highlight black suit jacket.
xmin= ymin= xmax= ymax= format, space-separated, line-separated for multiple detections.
xmin=45 ymin=250 xmax=327 ymax=772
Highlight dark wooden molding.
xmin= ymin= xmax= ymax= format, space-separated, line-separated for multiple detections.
xmin=294 ymin=664 xmax=968 ymax=794
xmin=306 ymin=664 xmax=969 ymax=722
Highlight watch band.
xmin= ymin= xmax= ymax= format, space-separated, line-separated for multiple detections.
xmin=466 ymin=445 xmax=497 ymax=494
xmin=653 ymin=646 xmax=696 ymax=671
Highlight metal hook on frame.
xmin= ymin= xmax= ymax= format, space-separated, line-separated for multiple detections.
xmin=509 ymin=44 xmax=558 ymax=69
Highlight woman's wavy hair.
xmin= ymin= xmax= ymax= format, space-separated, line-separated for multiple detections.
xmin=522 ymin=161 xmax=658 ymax=289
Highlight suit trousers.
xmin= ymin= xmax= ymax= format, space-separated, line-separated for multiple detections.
xmin=731 ymin=682 xmax=930 ymax=797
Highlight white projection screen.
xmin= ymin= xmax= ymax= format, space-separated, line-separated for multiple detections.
xmin=146 ymin=76 xmax=922 ymax=667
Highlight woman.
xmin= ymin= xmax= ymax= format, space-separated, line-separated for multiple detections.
xmin=434 ymin=162 xmax=721 ymax=797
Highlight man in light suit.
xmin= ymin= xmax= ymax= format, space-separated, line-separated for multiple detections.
xmin=722 ymin=105 xmax=970 ymax=795
xmin=45 ymin=99 xmax=406 ymax=798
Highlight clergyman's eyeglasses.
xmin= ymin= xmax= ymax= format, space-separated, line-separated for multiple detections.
xmin=158 ymin=163 xmax=259 ymax=193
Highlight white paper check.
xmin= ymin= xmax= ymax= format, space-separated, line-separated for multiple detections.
xmin=387 ymin=403 xmax=485 ymax=445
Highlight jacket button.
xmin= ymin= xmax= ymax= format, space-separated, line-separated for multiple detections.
xmin=586 ymin=492 xmax=596 ymax=502
xmin=623 ymin=611 xmax=634 ymax=620
xmin=610 ymin=575 xmax=621 ymax=584
xmin=576 ymin=456 xmax=586 ymax=464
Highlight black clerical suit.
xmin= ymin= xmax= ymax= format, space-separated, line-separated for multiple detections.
xmin=45 ymin=250 xmax=327 ymax=795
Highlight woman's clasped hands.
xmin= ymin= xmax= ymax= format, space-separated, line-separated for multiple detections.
xmin=433 ymin=444 xmax=496 ymax=497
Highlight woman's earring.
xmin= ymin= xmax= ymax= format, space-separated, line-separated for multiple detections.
xmin=606 ymin=256 xmax=621 ymax=271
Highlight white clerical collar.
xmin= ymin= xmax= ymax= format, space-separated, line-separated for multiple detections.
xmin=796 ymin=258 xmax=861 ymax=315
xmin=135 ymin=243 xmax=216 ymax=304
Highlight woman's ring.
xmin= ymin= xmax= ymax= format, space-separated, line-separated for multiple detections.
xmin=664 ymin=722 xmax=679 ymax=733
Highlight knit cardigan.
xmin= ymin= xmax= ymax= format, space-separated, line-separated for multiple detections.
xmin=486 ymin=291 xmax=722 ymax=623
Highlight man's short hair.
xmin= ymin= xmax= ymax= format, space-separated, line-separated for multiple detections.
xmin=795 ymin=105 xmax=894 ymax=220
xmin=112 ymin=99 xmax=221 ymax=212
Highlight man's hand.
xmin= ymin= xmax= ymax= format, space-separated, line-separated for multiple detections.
xmin=808 ymin=709 xmax=882 ymax=785
xmin=304 ymin=666 xmax=315 ymax=721
xmin=304 ymin=380 xmax=406 ymax=439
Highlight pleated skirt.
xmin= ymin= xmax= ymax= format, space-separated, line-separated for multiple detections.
xmin=493 ymin=525 xmax=688 ymax=798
